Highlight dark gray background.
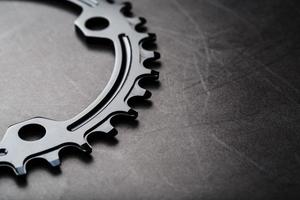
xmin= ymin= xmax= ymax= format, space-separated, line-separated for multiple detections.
xmin=0 ymin=0 xmax=300 ymax=199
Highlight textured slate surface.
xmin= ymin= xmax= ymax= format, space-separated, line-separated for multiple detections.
xmin=0 ymin=0 xmax=299 ymax=199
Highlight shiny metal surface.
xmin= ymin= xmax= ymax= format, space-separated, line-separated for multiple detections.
xmin=0 ymin=0 xmax=299 ymax=199
xmin=0 ymin=0 xmax=159 ymax=176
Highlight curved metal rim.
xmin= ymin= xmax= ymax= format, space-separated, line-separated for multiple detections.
xmin=0 ymin=0 xmax=160 ymax=176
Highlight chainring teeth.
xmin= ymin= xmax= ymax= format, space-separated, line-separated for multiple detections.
xmin=0 ymin=0 xmax=159 ymax=176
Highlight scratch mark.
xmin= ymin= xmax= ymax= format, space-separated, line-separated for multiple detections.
xmin=264 ymin=67 xmax=300 ymax=94
xmin=236 ymin=49 xmax=300 ymax=103
xmin=204 ymin=0 xmax=263 ymax=42
xmin=258 ymin=72 xmax=299 ymax=105
xmin=211 ymin=134 xmax=268 ymax=174
xmin=168 ymin=53 xmax=194 ymax=66
xmin=63 ymin=74 xmax=89 ymax=98
xmin=153 ymin=25 xmax=199 ymax=41
xmin=202 ymin=94 xmax=210 ymax=115
xmin=206 ymin=26 xmax=234 ymax=40
xmin=172 ymin=0 xmax=212 ymax=81
xmin=192 ymin=53 xmax=210 ymax=95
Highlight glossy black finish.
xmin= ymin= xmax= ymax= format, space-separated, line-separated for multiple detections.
xmin=0 ymin=0 xmax=299 ymax=199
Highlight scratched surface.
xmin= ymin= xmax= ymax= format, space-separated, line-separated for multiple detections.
xmin=0 ymin=0 xmax=300 ymax=199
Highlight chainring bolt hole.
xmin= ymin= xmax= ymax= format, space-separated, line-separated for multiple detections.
xmin=18 ymin=124 xmax=46 ymax=142
xmin=85 ymin=17 xmax=109 ymax=30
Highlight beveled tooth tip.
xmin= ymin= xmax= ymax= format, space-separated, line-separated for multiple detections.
xmin=15 ymin=166 xmax=26 ymax=176
xmin=49 ymin=159 xmax=61 ymax=167
xmin=139 ymin=17 xmax=147 ymax=24
xmin=123 ymin=2 xmax=132 ymax=9
xmin=128 ymin=109 xmax=138 ymax=118
xmin=154 ymin=52 xmax=161 ymax=59
xmin=144 ymin=90 xmax=152 ymax=99
xmin=151 ymin=70 xmax=160 ymax=79
xmin=81 ymin=143 xmax=92 ymax=154
xmin=148 ymin=33 xmax=157 ymax=40
xmin=108 ymin=127 xmax=118 ymax=137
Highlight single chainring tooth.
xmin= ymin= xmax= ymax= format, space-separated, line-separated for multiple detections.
xmin=45 ymin=150 xmax=62 ymax=167
xmin=120 ymin=1 xmax=133 ymax=17
xmin=127 ymin=84 xmax=151 ymax=100
xmin=0 ymin=0 xmax=159 ymax=176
